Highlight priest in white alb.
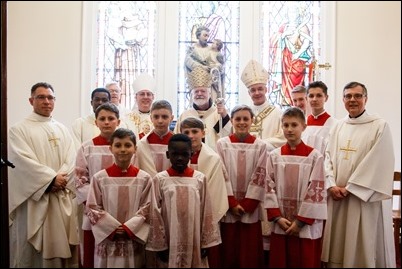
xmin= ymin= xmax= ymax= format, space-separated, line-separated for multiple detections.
xmin=9 ymin=82 xmax=79 ymax=268
xmin=321 ymin=81 xmax=396 ymax=268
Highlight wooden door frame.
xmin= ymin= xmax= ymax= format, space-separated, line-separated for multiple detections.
xmin=1 ymin=1 xmax=10 ymax=267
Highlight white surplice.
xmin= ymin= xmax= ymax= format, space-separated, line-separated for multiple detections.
xmin=75 ymin=137 xmax=137 ymax=213
xmin=8 ymin=112 xmax=79 ymax=267
xmin=265 ymin=144 xmax=327 ymax=239
xmin=321 ymin=112 xmax=396 ymax=268
xmin=250 ymin=101 xmax=286 ymax=250
xmin=189 ymin=143 xmax=229 ymax=223
xmin=135 ymin=132 xmax=171 ymax=178
xmin=147 ymin=168 xmax=221 ymax=268
xmin=86 ymin=166 xmax=152 ymax=268
xmin=216 ymin=136 xmax=268 ymax=223
xmin=302 ymin=112 xmax=338 ymax=155
xmin=75 ymin=139 xmax=114 ymax=209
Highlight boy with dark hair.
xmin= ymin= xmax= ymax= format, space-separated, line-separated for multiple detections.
xmin=147 ymin=134 xmax=221 ymax=267
xmin=86 ymin=128 xmax=152 ymax=268
xmin=75 ymin=102 xmax=122 ymax=268
xmin=216 ymin=104 xmax=268 ymax=268
xmin=265 ymin=107 xmax=326 ymax=268
xmin=179 ymin=117 xmax=227 ymax=267
xmin=134 ymin=100 xmax=174 ymax=266
xmin=135 ymin=100 xmax=175 ymax=178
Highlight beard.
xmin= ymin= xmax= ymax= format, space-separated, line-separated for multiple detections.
xmin=193 ymin=97 xmax=208 ymax=106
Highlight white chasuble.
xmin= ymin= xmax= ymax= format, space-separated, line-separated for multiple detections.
xmin=9 ymin=112 xmax=79 ymax=266
xmin=321 ymin=112 xmax=395 ymax=268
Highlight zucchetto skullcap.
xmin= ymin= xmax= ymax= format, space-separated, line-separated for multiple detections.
xmin=241 ymin=60 xmax=269 ymax=88
xmin=132 ymin=73 xmax=156 ymax=94
xmin=187 ymin=66 xmax=212 ymax=89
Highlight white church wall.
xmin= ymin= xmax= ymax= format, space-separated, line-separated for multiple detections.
xmin=7 ymin=1 xmax=83 ymax=131
xmin=334 ymin=1 xmax=401 ymax=170
xmin=7 ymin=1 xmax=401 ymax=170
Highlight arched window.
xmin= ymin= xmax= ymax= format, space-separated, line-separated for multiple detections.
xmin=96 ymin=1 xmax=157 ymax=109
xmin=177 ymin=1 xmax=240 ymax=116
xmin=92 ymin=1 xmax=333 ymax=116
xmin=261 ymin=1 xmax=321 ymax=109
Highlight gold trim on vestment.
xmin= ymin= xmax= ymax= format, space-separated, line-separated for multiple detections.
xmin=128 ymin=112 xmax=141 ymax=126
xmin=250 ymin=106 xmax=275 ymax=138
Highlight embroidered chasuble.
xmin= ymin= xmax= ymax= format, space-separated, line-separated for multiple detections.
xmin=250 ymin=102 xmax=286 ymax=149
xmin=124 ymin=108 xmax=153 ymax=141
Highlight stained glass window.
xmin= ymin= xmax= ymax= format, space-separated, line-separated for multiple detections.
xmin=177 ymin=1 xmax=240 ymax=117
xmin=95 ymin=1 xmax=321 ymax=113
xmin=261 ymin=1 xmax=321 ymax=109
xmin=96 ymin=1 xmax=156 ymax=109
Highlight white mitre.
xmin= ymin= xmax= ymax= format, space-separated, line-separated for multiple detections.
xmin=241 ymin=59 xmax=269 ymax=88
xmin=132 ymin=73 xmax=157 ymax=94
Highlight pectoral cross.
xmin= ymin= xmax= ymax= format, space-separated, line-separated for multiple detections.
xmin=340 ymin=140 xmax=356 ymax=160
xmin=48 ymin=132 xmax=60 ymax=147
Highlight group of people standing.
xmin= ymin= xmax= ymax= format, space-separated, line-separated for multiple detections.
xmin=8 ymin=55 xmax=396 ymax=268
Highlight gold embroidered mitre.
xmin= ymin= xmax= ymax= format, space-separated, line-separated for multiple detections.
xmin=187 ymin=66 xmax=212 ymax=89
xmin=241 ymin=60 xmax=269 ymax=88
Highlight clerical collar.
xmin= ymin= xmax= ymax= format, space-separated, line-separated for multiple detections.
xmin=139 ymin=110 xmax=150 ymax=114
xmin=349 ymin=110 xmax=365 ymax=119
xmin=32 ymin=112 xmax=52 ymax=121
xmin=193 ymin=99 xmax=212 ymax=111
xmin=312 ymin=110 xmax=326 ymax=119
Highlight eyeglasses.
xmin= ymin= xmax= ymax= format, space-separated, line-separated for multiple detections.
xmin=34 ymin=95 xmax=56 ymax=101
xmin=343 ymin=93 xmax=366 ymax=100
